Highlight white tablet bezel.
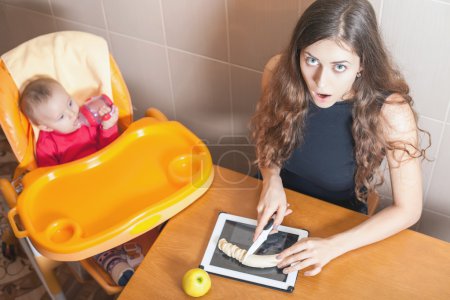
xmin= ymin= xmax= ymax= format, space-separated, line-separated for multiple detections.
xmin=200 ymin=212 xmax=309 ymax=292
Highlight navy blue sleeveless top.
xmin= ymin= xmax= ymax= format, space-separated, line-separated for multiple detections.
xmin=283 ymin=100 xmax=366 ymax=212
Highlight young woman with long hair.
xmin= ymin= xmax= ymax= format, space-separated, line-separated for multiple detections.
xmin=251 ymin=0 xmax=429 ymax=276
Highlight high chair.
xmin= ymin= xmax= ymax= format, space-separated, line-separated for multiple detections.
xmin=0 ymin=31 xmax=213 ymax=298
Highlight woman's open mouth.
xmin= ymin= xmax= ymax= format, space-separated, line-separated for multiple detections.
xmin=313 ymin=91 xmax=331 ymax=102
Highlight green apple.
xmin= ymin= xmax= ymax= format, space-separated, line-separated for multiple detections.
xmin=182 ymin=268 xmax=211 ymax=297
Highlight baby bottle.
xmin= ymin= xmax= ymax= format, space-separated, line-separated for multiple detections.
xmin=77 ymin=94 xmax=114 ymax=126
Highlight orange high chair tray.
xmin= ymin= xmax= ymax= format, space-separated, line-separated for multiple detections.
xmin=8 ymin=117 xmax=213 ymax=261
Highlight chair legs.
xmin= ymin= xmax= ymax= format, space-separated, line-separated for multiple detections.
xmin=19 ymin=238 xmax=66 ymax=300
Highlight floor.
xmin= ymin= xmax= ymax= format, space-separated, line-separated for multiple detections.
xmin=0 ymin=129 xmax=115 ymax=300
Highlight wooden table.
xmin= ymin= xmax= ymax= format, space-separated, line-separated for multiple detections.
xmin=119 ymin=166 xmax=450 ymax=299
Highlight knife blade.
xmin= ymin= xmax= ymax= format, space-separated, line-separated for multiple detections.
xmin=245 ymin=218 xmax=275 ymax=257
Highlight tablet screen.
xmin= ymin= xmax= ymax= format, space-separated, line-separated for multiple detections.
xmin=210 ymin=220 xmax=299 ymax=281
xmin=200 ymin=213 xmax=309 ymax=292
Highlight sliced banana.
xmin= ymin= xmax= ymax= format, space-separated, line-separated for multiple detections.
xmin=218 ymin=238 xmax=280 ymax=268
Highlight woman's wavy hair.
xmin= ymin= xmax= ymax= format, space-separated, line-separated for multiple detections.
xmin=251 ymin=0 xmax=429 ymax=201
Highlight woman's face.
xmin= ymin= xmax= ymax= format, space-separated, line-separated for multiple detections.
xmin=300 ymin=39 xmax=361 ymax=108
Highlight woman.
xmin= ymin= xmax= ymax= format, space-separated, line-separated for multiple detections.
xmin=251 ymin=0 xmax=428 ymax=276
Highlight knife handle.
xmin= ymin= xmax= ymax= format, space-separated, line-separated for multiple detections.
xmin=263 ymin=218 xmax=274 ymax=230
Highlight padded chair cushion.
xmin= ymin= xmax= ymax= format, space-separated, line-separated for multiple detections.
xmin=1 ymin=31 xmax=112 ymax=104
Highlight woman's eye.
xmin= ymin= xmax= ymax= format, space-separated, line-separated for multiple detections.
xmin=306 ymin=57 xmax=319 ymax=66
xmin=69 ymin=100 xmax=73 ymax=107
xmin=334 ymin=64 xmax=347 ymax=72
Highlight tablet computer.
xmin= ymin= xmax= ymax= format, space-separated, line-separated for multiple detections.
xmin=200 ymin=212 xmax=309 ymax=292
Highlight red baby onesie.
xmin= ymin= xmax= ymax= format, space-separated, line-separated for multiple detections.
xmin=36 ymin=124 xmax=118 ymax=167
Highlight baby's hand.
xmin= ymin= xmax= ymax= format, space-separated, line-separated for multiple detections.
xmin=100 ymin=105 xmax=119 ymax=130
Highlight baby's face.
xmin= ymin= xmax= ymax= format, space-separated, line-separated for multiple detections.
xmin=34 ymin=84 xmax=81 ymax=134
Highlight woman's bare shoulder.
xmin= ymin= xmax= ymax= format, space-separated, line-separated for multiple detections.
xmin=262 ymin=55 xmax=282 ymax=89
xmin=380 ymin=93 xmax=417 ymax=139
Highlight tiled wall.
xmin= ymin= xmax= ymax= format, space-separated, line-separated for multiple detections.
xmin=0 ymin=0 xmax=449 ymax=242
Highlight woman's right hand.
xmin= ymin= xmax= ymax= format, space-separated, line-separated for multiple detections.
xmin=253 ymin=174 xmax=292 ymax=241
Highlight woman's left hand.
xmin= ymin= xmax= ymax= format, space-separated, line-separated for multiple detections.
xmin=276 ymin=237 xmax=341 ymax=276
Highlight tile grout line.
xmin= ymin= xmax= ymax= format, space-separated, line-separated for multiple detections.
xmin=47 ymin=0 xmax=57 ymax=30
xmin=99 ymin=0 xmax=113 ymax=52
xmin=420 ymin=115 xmax=445 ymax=124
xmin=2 ymin=2 xmax=50 ymax=17
xmin=84 ymin=30 xmax=264 ymax=74
xmin=422 ymin=105 xmax=449 ymax=203
xmin=431 ymin=0 xmax=450 ymax=6
xmin=423 ymin=208 xmax=450 ymax=220
xmin=158 ymin=0 xmax=177 ymax=120
xmin=1 ymin=3 xmax=264 ymax=75
xmin=165 ymin=46 xmax=263 ymax=73
xmin=225 ymin=0 xmax=238 ymax=169
xmin=417 ymin=104 xmax=450 ymax=232
xmin=225 ymin=0 xmax=234 ymax=137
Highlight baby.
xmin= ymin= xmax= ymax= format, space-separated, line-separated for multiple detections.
xmin=20 ymin=77 xmax=139 ymax=285
xmin=19 ymin=77 xmax=119 ymax=167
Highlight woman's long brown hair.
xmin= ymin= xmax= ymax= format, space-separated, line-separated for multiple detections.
xmin=251 ymin=0 xmax=429 ymax=201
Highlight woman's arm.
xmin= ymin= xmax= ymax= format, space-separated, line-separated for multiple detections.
xmin=277 ymin=94 xmax=423 ymax=276
xmin=253 ymin=55 xmax=292 ymax=240
xmin=331 ymin=94 xmax=422 ymax=250
xmin=254 ymin=164 xmax=292 ymax=241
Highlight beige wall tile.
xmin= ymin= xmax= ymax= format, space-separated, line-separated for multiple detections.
xmin=228 ymin=0 xmax=299 ymax=71
xmin=230 ymin=66 xmax=262 ymax=137
xmin=418 ymin=117 xmax=443 ymax=203
xmin=376 ymin=158 xmax=391 ymax=199
xmin=447 ymin=103 xmax=450 ymax=123
xmin=50 ymin=0 xmax=105 ymax=29
xmin=297 ymin=0 xmax=382 ymax=26
xmin=381 ymin=0 xmax=450 ymax=121
xmin=162 ymin=0 xmax=228 ymax=61
xmin=425 ymin=124 xmax=450 ymax=216
xmin=298 ymin=0 xmax=382 ymax=20
xmin=168 ymin=49 xmax=232 ymax=143
xmin=367 ymin=0 xmax=382 ymax=22
xmin=298 ymin=0 xmax=315 ymax=15
xmin=210 ymin=136 xmax=258 ymax=177
xmin=230 ymin=136 xmax=258 ymax=177
xmin=110 ymin=33 xmax=174 ymax=120
xmin=417 ymin=209 xmax=450 ymax=242
xmin=103 ymin=0 xmax=164 ymax=44
xmin=230 ymin=66 xmax=261 ymax=175
xmin=0 ymin=4 xmax=13 ymax=54
xmin=2 ymin=5 xmax=55 ymax=49
xmin=55 ymin=19 xmax=110 ymax=47
xmin=0 ymin=0 xmax=51 ymax=14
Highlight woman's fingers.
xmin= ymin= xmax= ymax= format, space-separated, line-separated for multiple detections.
xmin=282 ymin=258 xmax=317 ymax=274
xmin=304 ymin=266 xmax=322 ymax=276
xmin=273 ymin=206 xmax=286 ymax=230
xmin=275 ymin=238 xmax=329 ymax=276
xmin=254 ymin=208 xmax=275 ymax=241
xmin=276 ymin=238 xmax=309 ymax=260
xmin=277 ymin=250 xmax=313 ymax=268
